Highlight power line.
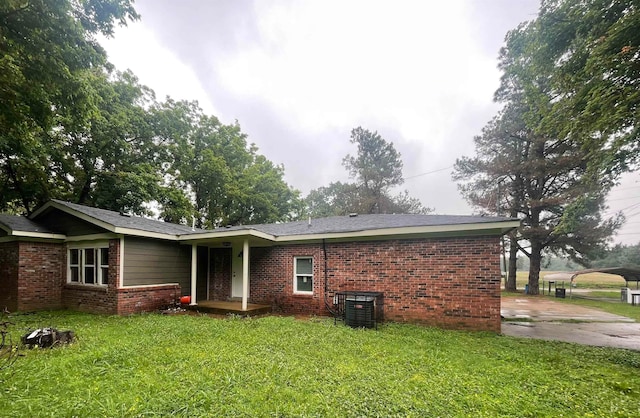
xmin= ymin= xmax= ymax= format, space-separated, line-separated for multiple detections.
xmin=605 ymin=201 xmax=640 ymax=216
xmin=608 ymin=196 xmax=640 ymax=202
xmin=611 ymin=185 xmax=640 ymax=191
xmin=403 ymin=165 xmax=453 ymax=180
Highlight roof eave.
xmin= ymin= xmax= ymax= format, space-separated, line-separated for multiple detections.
xmin=178 ymin=228 xmax=276 ymax=243
xmin=273 ymin=220 xmax=520 ymax=242
xmin=177 ymin=220 xmax=520 ymax=243
xmin=12 ymin=231 xmax=67 ymax=240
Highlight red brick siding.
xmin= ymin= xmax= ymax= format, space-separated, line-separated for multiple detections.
xmin=249 ymin=237 xmax=502 ymax=332
xmin=5 ymin=242 xmax=65 ymax=312
xmin=0 ymin=242 xmax=19 ymax=311
xmin=250 ymin=244 xmax=325 ymax=313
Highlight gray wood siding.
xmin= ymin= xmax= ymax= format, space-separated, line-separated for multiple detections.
xmin=37 ymin=210 xmax=107 ymax=236
xmin=123 ymin=237 xmax=191 ymax=288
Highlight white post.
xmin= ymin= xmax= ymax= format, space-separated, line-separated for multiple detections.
xmin=190 ymin=244 xmax=197 ymax=305
xmin=242 ymin=239 xmax=249 ymax=311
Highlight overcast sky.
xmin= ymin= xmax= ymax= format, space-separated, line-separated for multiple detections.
xmin=100 ymin=0 xmax=639 ymax=245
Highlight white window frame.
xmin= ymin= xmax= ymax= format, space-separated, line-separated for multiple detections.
xmin=293 ymin=256 xmax=314 ymax=295
xmin=67 ymin=242 xmax=109 ymax=286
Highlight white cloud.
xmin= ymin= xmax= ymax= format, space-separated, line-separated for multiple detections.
xmin=99 ymin=24 xmax=218 ymax=115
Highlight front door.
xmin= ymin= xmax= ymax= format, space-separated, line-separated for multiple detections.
xmin=231 ymin=242 xmax=247 ymax=298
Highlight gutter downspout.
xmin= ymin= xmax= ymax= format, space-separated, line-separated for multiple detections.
xmin=322 ymin=239 xmax=337 ymax=316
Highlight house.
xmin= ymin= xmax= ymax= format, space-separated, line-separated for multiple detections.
xmin=0 ymin=200 xmax=519 ymax=331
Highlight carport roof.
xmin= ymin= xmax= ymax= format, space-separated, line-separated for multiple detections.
xmin=545 ymin=267 xmax=640 ymax=282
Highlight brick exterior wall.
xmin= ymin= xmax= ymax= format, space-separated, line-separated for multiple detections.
xmin=248 ymin=236 xmax=502 ymax=332
xmin=4 ymin=233 xmax=502 ymax=332
xmin=0 ymin=242 xmax=19 ymax=311
xmin=1 ymin=241 xmax=65 ymax=312
xmin=17 ymin=241 xmax=65 ymax=311
xmin=0 ymin=241 xmax=64 ymax=312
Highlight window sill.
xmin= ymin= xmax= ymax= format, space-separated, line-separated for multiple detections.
xmin=292 ymin=292 xmax=314 ymax=298
xmin=65 ymin=283 xmax=108 ymax=291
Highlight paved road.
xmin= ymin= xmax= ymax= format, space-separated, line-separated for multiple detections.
xmin=501 ymin=296 xmax=640 ymax=351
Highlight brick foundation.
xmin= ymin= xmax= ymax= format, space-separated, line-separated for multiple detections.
xmin=249 ymin=237 xmax=502 ymax=332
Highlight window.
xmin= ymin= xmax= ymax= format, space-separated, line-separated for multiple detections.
xmin=69 ymin=249 xmax=80 ymax=282
xmin=294 ymin=257 xmax=313 ymax=294
xmin=68 ymin=246 xmax=109 ymax=285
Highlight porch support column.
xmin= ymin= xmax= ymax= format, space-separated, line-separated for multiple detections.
xmin=242 ymin=238 xmax=249 ymax=311
xmin=190 ymin=244 xmax=197 ymax=305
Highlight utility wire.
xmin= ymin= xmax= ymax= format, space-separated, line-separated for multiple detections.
xmin=403 ymin=165 xmax=453 ymax=181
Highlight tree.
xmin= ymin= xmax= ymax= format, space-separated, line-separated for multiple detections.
xmin=590 ymin=243 xmax=640 ymax=269
xmin=343 ymin=127 xmax=404 ymax=214
xmin=54 ymin=70 xmax=161 ymax=215
xmin=455 ymin=1 xmax=635 ymax=294
xmin=151 ymin=100 xmax=303 ymax=228
xmin=501 ymin=0 xmax=640 ymax=179
xmin=307 ymin=127 xmax=430 ymax=216
xmin=306 ymin=182 xmax=364 ymax=217
xmin=454 ymin=102 xmax=529 ymax=291
xmin=0 ymin=0 xmax=139 ymax=214
xmin=454 ymin=97 xmax=623 ymax=294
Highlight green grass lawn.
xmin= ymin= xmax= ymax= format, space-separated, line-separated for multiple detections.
xmin=1 ymin=311 xmax=640 ymax=417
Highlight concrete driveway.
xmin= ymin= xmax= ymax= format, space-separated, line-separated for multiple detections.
xmin=501 ymin=296 xmax=640 ymax=351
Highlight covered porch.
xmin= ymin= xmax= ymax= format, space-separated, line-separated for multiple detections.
xmin=183 ymin=231 xmax=275 ymax=313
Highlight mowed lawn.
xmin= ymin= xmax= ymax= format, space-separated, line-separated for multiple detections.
xmin=2 ymin=311 xmax=640 ymax=417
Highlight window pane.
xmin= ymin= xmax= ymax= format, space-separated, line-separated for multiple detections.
xmin=296 ymin=276 xmax=313 ymax=292
xmin=100 ymin=248 xmax=109 ymax=265
xmin=85 ymin=249 xmax=95 ymax=265
xmin=70 ymin=267 xmax=80 ymax=282
xmin=85 ymin=267 xmax=95 ymax=284
xmin=101 ymin=267 xmax=109 ymax=285
xmin=296 ymin=258 xmax=312 ymax=275
xmin=70 ymin=249 xmax=79 ymax=265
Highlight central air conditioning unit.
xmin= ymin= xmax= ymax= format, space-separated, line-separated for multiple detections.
xmin=333 ymin=291 xmax=383 ymax=329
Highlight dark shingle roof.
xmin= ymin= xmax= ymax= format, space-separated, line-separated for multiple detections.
xmin=20 ymin=200 xmax=517 ymax=240
xmin=0 ymin=214 xmax=58 ymax=234
xmin=41 ymin=200 xmax=208 ymax=236
xmin=217 ymin=213 xmax=518 ymax=237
